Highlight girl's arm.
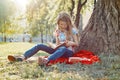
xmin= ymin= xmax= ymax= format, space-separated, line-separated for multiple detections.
xmin=56 ymin=37 xmax=60 ymax=45
xmin=54 ymin=30 xmax=61 ymax=45
xmin=66 ymin=34 xmax=79 ymax=47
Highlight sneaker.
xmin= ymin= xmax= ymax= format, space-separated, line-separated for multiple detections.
xmin=38 ymin=57 xmax=48 ymax=65
xmin=8 ymin=55 xmax=23 ymax=62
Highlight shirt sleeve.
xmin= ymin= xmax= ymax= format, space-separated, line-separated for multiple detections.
xmin=72 ymin=28 xmax=78 ymax=35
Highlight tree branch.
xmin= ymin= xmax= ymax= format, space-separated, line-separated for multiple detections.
xmin=70 ymin=0 xmax=75 ymax=17
xmin=81 ymin=0 xmax=87 ymax=6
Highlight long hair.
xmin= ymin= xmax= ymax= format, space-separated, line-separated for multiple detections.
xmin=56 ymin=12 xmax=74 ymax=40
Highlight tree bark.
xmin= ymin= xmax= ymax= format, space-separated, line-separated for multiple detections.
xmin=75 ymin=0 xmax=87 ymax=28
xmin=94 ymin=0 xmax=96 ymax=7
xmin=70 ymin=0 xmax=75 ymax=17
xmin=78 ymin=0 xmax=120 ymax=54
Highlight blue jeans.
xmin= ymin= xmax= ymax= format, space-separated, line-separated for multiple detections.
xmin=24 ymin=44 xmax=73 ymax=61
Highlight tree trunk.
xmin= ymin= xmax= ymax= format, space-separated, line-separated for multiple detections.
xmin=94 ymin=0 xmax=96 ymax=7
xmin=75 ymin=0 xmax=82 ymax=28
xmin=69 ymin=0 xmax=75 ymax=17
xmin=78 ymin=0 xmax=120 ymax=54
xmin=74 ymin=0 xmax=87 ymax=28
xmin=41 ymin=33 xmax=43 ymax=43
xmin=78 ymin=14 xmax=83 ymax=35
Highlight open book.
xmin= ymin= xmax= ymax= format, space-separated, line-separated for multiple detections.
xmin=47 ymin=42 xmax=66 ymax=50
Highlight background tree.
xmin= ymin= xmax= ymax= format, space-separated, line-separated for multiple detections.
xmin=78 ymin=0 xmax=120 ymax=54
xmin=0 ymin=0 xmax=16 ymax=42
xmin=74 ymin=0 xmax=87 ymax=28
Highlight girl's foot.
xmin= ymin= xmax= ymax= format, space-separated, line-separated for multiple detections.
xmin=38 ymin=57 xmax=48 ymax=65
xmin=8 ymin=55 xmax=24 ymax=62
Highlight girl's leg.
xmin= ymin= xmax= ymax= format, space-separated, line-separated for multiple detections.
xmin=47 ymin=46 xmax=73 ymax=61
xmin=24 ymin=44 xmax=55 ymax=59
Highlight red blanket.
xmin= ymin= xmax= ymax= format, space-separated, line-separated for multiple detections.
xmin=47 ymin=50 xmax=100 ymax=65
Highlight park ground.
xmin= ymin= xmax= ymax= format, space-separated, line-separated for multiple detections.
xmin=0 ymin=42 xmax=120 ymax=80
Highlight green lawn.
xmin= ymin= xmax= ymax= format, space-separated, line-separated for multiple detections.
xmin=0 ymin=42 xmax=120 ymax=80
xmin=0 ymin=42 xmax=48 ymax=57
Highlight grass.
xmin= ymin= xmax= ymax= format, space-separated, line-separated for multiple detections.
xmin=0 ymin=42 xmax=120 ymax=80
xmin=0 ymin=42 xmax=47 ymax=57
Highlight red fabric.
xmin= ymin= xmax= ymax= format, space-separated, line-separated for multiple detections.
xmin=46 ymin=50 xmax=100 ymax=65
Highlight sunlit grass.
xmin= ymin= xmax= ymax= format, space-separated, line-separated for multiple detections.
xmin=0 ymin=42 xmax=48 ymax=57
xmin=0 ymin=42 xmax=120 ymax=80
xmin=0 ymin=42 xmax=35 ymax=57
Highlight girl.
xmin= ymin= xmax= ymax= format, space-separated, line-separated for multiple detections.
xmin=8 ymin=12 xmax=79 ymax=65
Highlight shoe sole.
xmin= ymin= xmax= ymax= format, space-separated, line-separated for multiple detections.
xmin=38 ymin=57 xmax=44 ymax=65
xmin=8 ymin=55 xmax=16 ymax=62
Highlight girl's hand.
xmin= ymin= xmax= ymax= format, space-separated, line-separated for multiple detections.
xmin=65 ymin=40 xmax=78 ymax=47
xmin=64 ymin=40 xmax=69 ymax=47
xmin=54 ymin=30 xmax=60 ymax=37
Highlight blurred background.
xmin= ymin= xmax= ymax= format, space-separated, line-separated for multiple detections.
xmin=0 ymin=0 xmax=94 ymax=43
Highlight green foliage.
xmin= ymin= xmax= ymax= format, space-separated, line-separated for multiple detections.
xmin=0 ymin=0 xmax=94 ymax=38
xmin=25 ymin=0 xmax=94 ymax=36
xmin=0 ymin=0 xmax=15 ymax=19
xmin=26 ymin=0 xmax=54 ymax=37
xmin=81 ymin=0 xmax=94 ymax=15
xmin=0 ymin=0 xmax=16 ymax=30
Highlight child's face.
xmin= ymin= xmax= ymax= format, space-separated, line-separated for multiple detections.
xmin=58 ymin=20 xmax=67 ymax=30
